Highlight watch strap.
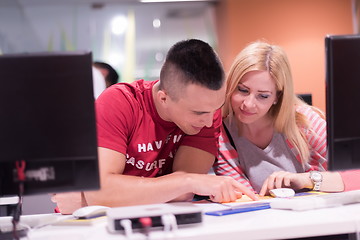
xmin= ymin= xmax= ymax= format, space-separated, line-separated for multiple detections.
xmin=313 ymin=181 xmax=321 ymax=191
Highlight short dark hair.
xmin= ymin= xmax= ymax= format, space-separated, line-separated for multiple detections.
xmin=159 ymin=39 xmax=224 ymax=99
xmin=93 ymin=61 xmax=119 ymax=86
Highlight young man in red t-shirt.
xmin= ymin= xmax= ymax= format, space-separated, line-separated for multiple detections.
xmin=52 ymin=39 xmax=257 ymax=214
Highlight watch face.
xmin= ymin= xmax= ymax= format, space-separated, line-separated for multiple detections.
xmin=311 ymin=172 xmax=322 ymax=182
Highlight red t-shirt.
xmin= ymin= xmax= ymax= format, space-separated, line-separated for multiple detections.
xmin=96 ymin=79 xmax=221 ymax=177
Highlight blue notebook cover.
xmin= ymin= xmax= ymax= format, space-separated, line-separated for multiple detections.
xmin=205 ymin=202 xmax=271 ymax=216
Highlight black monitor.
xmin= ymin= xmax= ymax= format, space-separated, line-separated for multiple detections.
xmin=325 ymin=34 xmax=360 ymax=171
xmin=0 ymin=52 xmax=100 ymax=196
xmin=297 ymin=93 xmax=312 ymax=106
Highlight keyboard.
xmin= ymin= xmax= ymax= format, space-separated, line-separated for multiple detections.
xmin=270 ymin=190 xmax=360 ymax=211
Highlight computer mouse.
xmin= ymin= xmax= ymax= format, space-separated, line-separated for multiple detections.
xmin=269 ymin=188 xmax=295 ymax=198
xmin=72 ymin=205 xmax=110 ymax=219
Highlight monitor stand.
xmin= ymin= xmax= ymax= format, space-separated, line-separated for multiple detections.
xmin=0 ymin=223 xmax=28 ymax=240
xmin=0 ymin=195 xmax=27 ymax=240
xmin=0 ymin=196 xmax=18 ymax=217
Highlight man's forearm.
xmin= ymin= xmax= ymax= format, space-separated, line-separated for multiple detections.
xmin=84 ymin=171 xmax=193 ymax=207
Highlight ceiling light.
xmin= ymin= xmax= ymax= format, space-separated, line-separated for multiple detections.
xmin=111 ymin=15 xmax=128 ymax=35
xmin=153 ymin=19 xmax=161 ymax=28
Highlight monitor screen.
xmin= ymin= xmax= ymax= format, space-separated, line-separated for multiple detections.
xmin=0 ymin=52 xmax=100 ymax=196
xmin=325 ymin=34 xmax=360 ymax=171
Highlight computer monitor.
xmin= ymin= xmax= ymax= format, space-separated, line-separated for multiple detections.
xmin=0 ymin=52 xmax=100 ymax=197
xmin=325 ymin=34 xmax=360 ymax=171
xmin=297 ymin=93 xmax=312 ymax=106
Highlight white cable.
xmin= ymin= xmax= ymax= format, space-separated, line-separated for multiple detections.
xmin=167 ymin=214 xmax=178 ymax=231
xmin=161 ymin=213 xmax=178 ymax=233
xmin=161 ymin=214 xmax=170 ymax=232
xmin=120 ymin=219 xmax=133 ymax=239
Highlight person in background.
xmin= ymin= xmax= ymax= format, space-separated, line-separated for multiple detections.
xmin=92 ymin=66 xmax=106 ymax=99
xmin=93 ymin=61 xmax=119 ymax=88
xmin=213 ymin=41 xmax=327 ymax=196
xmin=52 ymin=39 xmax=257 ymax=214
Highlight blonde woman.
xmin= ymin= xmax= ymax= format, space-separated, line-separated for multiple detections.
xmin=214 ymin=41 xmax=327 ymax=196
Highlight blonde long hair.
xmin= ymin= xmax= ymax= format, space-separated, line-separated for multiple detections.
xmin=223 ymin=41 xmax=320 ymax=164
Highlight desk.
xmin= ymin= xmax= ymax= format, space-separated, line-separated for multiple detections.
xmin=1 ymin=201 xmax=360 ymax=240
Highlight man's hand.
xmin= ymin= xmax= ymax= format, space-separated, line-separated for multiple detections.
xmin=51 ymin=192 xmax=86 ymax=214
xmin=259 ymin=171 xmax=312 ymax=196
xmin=188 ymin=173 xmax=258 ymax=203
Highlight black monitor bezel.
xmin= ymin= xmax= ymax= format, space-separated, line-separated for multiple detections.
xmin=0 ymin=51 xmax=100 ymax=196
xmin=325 ymin=34 xmax=360 ymax=171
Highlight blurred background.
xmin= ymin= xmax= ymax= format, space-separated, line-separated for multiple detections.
xmin=0 ymin=0 xmax=358 ymax=214
xmin=1 ymin=0 xmax=358 ymax=110
xmin=0 ymin=0 xmax=217 ymax=83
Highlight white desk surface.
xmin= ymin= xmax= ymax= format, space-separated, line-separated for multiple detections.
xmin=2 ymin=200 xmax=360 ymax=240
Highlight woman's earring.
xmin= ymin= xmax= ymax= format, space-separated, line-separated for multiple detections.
xmin=273 ymin=101 xmax=277 ymax=105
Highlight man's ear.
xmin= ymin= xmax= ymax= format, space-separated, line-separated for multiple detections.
xmin=157 ymin=89 xmax=168 ymax=104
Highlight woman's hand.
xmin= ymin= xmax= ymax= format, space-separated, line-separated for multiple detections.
xmin=259 ymin=171 xmax=313 ymax=196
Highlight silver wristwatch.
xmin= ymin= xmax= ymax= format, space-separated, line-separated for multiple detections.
xmin=309 ymin=171 xmax=323 ymax=191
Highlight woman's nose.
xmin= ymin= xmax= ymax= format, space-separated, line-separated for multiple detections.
xmin=243 ymin=95 xmax=256 ymax=108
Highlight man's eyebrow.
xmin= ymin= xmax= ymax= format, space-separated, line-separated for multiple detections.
xmin=193 ymin=101 xmax=225 ymax=114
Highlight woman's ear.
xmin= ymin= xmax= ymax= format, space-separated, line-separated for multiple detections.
xmin=275 ymin=91 xmax=283 ymax=105
xmin=273 ymin=95 xmax=278 ymax=105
